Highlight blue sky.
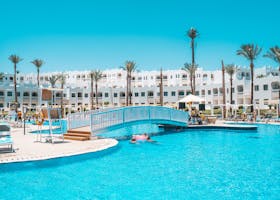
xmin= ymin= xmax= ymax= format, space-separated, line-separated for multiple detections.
xmin=0 ymin=0 xmax=279 ymax=73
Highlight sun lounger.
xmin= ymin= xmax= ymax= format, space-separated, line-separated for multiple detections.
xmin=0 ymin=123 xmax=14 ymax=152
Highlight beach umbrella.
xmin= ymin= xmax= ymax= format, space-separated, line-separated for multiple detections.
xmin=178 ymin=94 xmax=203 ymax=103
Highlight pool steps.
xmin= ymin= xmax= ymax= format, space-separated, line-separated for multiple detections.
xmin=64 ymin=130 xmax=91 ymax=141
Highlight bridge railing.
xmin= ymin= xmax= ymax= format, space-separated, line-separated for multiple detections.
xmin=67 ymin=107 xmax=116 ymax=130
xmin=90 ymin=106 xmax=189 ymax=133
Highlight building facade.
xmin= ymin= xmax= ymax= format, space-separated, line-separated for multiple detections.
xmin=0 ymin=66 xmax=279 ymax=112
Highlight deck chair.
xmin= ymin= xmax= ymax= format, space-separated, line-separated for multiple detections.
xmin=0 ymin=123 xmax=14 ymax=152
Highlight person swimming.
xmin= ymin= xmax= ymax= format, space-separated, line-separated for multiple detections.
xmin=130 ymin=133 xmax=156 ymax=144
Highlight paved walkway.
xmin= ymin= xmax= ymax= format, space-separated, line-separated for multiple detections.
xmin=0 ymin=125 xmax=118 ymax=164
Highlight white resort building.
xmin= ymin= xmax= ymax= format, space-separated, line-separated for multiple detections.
xmin=0 ymin=66 xmax=279 ymax=113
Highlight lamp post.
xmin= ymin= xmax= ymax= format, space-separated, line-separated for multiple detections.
xmin=23 ymin=106 xmax=27 ymax=135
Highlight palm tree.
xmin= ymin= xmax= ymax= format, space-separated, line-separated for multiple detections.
xmin=121 ymin=61 xmax=136 ymax=106
xmin=48 ymin=75 xmax=59 ymax=105
xmin=264 ymin=46 xmax=280 ymax=117
xmin=89 ymin=70 xmax=103 ymax=109
xmin=237 ymin=44 xmax=262 ymax=112
xmin=58 ymin=73 xmax=66 ymax=117
xmin=181 ymin=63 xmax=197 ymax=94
xmin=31 ymin=59 xmax=44 ymax=88
xmin=225 ymin=64 xmax=236 ymax=106
xmin=8 ymin=54 xmax=23 ymax=113
xmin=187 ymin=27 xmax=199 ymax=93
xmin=159 ymin=68 xmax=163 ymax=106
xmin=48 ymin=75 xmax=59 ymax=88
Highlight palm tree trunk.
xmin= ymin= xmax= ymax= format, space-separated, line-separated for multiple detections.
xmin=160 ymin=68 xmax=163 ymax=106
xmin=193 ymin=73 xmax=196 ymax=95
xmin=221 ymin=60 xmax=226 ymax=119
xmin=230 ymin=76 xmax=233 ymax=115
xmin=129 ymin=73 xmax=132 ymax=106
xmin=95 ymin=82 xmax=98 ymax=109
xmin=37 ymin=69 xmax=40 ymax=88
xmin=14 ymin=63 xmax=18 ymax=113
xmin=278 ymin=66 xmax=280 ymax=118
xmin=190 ymin=75 xmax=193 ymax=95
xmin=230 ymin=77 xmax=233 ymax=105
xmin=191 ymin=39 xmax=196 ymax=95
xmin=126 ymin=73 xmax=129 ymax=106
xmin=91 ymin=76 xmax=94 ymax=110
xmin=61 ymin=84 xmax=64 ymax=118
xmin=250 ymin=61 xmax=254 ymax=113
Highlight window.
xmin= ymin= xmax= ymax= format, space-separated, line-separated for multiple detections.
xmin=120 ymin=92 xmax=125 ymax=97
xmin=255 ymin=85 xmax=259 ymax=91
xmin=263 ymin=84 xmax=268 ymax=91
xmin=141 ymin=92 xmax=145 ymax=97
xmin=171 ymin=91 xmax=176 ymax=96
xmin=71 ymin=93 xmax=76 ymax=97
xmin=17 ymin=92 xmax=20 ymax=97
xmin=237 ymin=85 xmax=243 ymax=93
xmin=178 ymin=91 xmax=184 ymax=96
xmin=208 ymin=90 xmax=211 ymax=95
xmin=219 ymin=88 xmax=223 ymax=94
xmin=148 ymin=91 xmax=154 ymax=97
xmin=164 ymin=92 xmax=168 ymax=96
xmin=114 ymin=93 xmax=118 ymax=97
xmin=77 ymin=92 xmax=82 ymax=97
xmin=84 ymin=93 xmax=88 ymax=98
xmin=195 ymin=91 xmax=199 ymax=96
xmin=7 ymin=91 xmax=12 ymax=96
xmin=0 ymin=91 xmax=4 ymax=96
xmin=213 ymin=88 xmax=218 ymax=95
xmin=201 ymin=90 xmax=205 ymax=96
xmin=98 ymin=93 xmax=102 ymax=97
xmin=134 ymin=92 xmax=139 ymax=97
xmin=105 ymin=93 xmax=109 ymax=98
xmin=32 ymin=92 xmax=38 ymax=97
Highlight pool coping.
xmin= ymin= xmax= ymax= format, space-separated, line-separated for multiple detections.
xmin=0 ymin=127 xmax=119 ymax=164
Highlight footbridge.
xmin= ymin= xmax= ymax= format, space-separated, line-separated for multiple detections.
xmin=89 ymin=106 xmax=189 ymax=134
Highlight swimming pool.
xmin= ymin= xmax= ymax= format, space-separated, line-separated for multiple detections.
xmin=0 ymin=123 xmax=280 ymax=199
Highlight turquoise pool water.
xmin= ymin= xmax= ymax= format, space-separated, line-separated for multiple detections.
xmin=1 ymin=123 xmax=280 ymax=199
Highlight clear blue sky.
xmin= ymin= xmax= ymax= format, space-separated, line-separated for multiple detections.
xmin=0 ymin=0 xmax=279 ymax=73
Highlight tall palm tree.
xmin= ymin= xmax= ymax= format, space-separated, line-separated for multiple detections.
xmin=187 ymin=27 xmax=199 ymax=93
xmin=58 ymin=73 xmax=66 ymax=117
xmin=181 ymin=63 xmax=197 ymax=94
xmin=31 ymin=59 xmax=44 ymax=88
xmin=159 ymin=68 xmax=163 ymax=106
xmin=121 ymin=61 xmax=136 ymax=106
xmin=225 ymin=64 xmax=236 ymax=106
xmin=8 ymin=54 xmax=23 ymax=113
xmin=90 ymin=70 xmax=103 ymax=109
xmin=264 ymin=46 xmax=280 ymax=117
xmin=237 ymin=44 xmax=262 ymax=112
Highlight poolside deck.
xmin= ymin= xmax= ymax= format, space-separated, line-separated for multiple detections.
xmin=0 ymin=125 xmax=118 ymax=164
